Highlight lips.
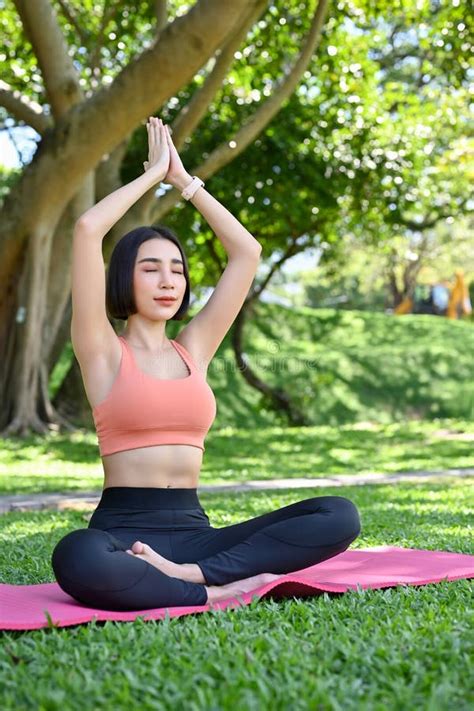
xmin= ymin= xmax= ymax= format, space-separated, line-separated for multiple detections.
xmin=154 ymin=298 xmax=175 ymax=304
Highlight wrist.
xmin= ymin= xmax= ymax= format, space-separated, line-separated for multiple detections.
xmin=141 ymin=167 xmax=167 ymax=190
xmin=169 ymin=172 xmax=194 ymax=192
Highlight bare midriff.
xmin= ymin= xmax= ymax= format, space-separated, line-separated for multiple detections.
xmin=101 ymin=443 xmax=203 ymax=489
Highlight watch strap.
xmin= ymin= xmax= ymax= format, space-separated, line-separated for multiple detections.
xmin=182 ymin=176 xmax=205 ymax=201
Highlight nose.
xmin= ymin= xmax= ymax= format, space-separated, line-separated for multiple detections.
xmin=159 ymin=271 xmax=175 ymax=287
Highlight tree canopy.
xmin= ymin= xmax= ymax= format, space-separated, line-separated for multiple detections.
xmin=0 ymin=0 xmax=471 ymax=433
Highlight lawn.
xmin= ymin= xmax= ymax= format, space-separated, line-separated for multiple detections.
xmin=1 ymin=417 xmax=473 ymax=495
xmin=50 ymin=306 xmax=474 ymax=434
xmin=1 ymin=478 xmax=473 ymax=709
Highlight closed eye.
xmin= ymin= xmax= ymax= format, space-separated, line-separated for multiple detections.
xmin=145 ymin=269 xmax=183 ymax=274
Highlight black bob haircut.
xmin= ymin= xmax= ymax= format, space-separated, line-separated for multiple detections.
xmin=106 ymin=225 xmax=190 ymax=321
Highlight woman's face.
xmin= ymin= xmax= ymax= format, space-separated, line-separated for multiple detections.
xmin=133 ymin=238 xmax=187 ymax=319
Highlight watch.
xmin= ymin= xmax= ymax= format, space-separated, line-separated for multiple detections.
xmin=181 ymin=176 xmax=205 ymax=201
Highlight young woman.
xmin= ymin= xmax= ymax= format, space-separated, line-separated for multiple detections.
xmin=51 ymin=117 xmax=361 ymax=610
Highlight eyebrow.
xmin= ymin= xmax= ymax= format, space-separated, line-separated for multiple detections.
xmin=138 ymin=257 xmax=184 ymax=266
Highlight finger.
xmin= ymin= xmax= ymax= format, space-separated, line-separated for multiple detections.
xmin=164 ymin=126 xmax=174 ymax=150
xmin=149 ymin=117 xmax=156 ymax=151
xmin=146 ymin=124 xmax=153 ymax=160
xmin=167 ymin=126 xmax=176 ymax=149
xmin=155 ymin=119 xmax=163 ymax=150
xmin=157 ymin=117 xmax=165 ymax=144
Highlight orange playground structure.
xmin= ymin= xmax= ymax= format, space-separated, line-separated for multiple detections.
xmin=395 ymin=270 xmax=472 ymax=319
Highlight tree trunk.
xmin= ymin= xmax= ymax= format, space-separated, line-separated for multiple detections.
xmin=386 ymin=257 xmax=424 ymax=309
xmin=2 ymin=216 xmax=57 ymax=436
xmin=1 ymin=175 xmax=94 ymax=435
xmin=230 ymin=304 xmax=310 ymax=427
xmin=52 ymin=355 xmax=95 ymax=430
xmin=387 ymin=266 xmax=404 ymax=309
xmin=0 ymin=0 xmax=328 ymax=437
xmin=0 ymin=0 xmax=259 ymax=436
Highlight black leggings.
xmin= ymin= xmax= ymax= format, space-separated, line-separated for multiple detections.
xmin=51 ymin=487 xmax=361 ymax=611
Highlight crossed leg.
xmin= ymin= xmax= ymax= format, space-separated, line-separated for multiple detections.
xmin=51 ymin=495 xmax=361 ymax=610
xmin=126 ymin=495 xmax=361 ymax=586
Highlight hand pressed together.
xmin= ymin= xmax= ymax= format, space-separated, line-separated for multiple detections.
xmin=143 ymin=116 xmax=187 ymax=186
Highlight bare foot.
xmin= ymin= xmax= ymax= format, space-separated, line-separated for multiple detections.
xmin=126 ymin=542 xmax=283 ymax=603
xmin=206 ymin=572 xmax=281 ymax=604
xmin=125 ymin=541 xmax=188 ymax=580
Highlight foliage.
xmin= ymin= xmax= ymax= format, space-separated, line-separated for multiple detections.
xmin=295 ymin=214 xmax=474 ymax=311
xmin=1 ymin=0 xmax=471 ymax=274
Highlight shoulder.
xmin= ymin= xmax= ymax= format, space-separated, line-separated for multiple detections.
xmin=173 ymin=331 xmax=210 ymax=375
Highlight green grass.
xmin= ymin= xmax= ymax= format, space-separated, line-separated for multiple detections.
xmin=1 ymin=480 xmax=473 ymax=710
xmin=3 ymin=305 xmax=472 ymax=707
xmin=1 ymin=417 xmax=473 ymax=494
xmin=50 ymin=306 xmax=474 ymax=434
xmin=248 ymin=305 xmax=474 ymax=423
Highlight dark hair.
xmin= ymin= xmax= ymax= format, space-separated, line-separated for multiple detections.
xmin=106 ymin=225 xmax=190 ymax=321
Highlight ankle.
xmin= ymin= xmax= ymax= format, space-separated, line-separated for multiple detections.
xmin=181 ymin=563 xmax=206 ymax=584
xmin=205 ymin=585 xmax=224 ymax=604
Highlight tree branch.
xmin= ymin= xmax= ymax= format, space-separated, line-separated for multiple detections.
xmin=56 ymin=0 xmax=89 ymax=45
xmin=89 ymin=1 xmax=123 ymax=79
xmin=155 ymin=0 xmax=168 ymax=33
xmin=0 ymin=0 xmax=266 ymax=283
xmin=398 ymin=211 xmax=450 ymax=231
xmin=125 ymin=0 xmax=267 ymax=230
xmin=149 ymin=0 xmax=330 ymax=224
xmin=0 ymin=81 xmax=52 ymax=134
xmin=95 ymin=139 xmax=130 ymax=202
xmin=250 ymin=235 xmax=303 ymax=301
xmin=171 ymin=1 xmax=266 ymax=149
xmin=13 ymin=0 xmax=83 ymax=118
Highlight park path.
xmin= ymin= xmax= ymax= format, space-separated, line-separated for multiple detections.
xmin=1 ymin=467 xmax=473 ymax=514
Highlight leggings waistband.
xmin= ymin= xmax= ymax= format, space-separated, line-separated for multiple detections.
xmin=98 ymin=487 xmax=202 ymax=510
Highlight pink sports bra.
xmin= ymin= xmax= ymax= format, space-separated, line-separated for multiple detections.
xmin=92 ymin=336 xmax=217 ymax=457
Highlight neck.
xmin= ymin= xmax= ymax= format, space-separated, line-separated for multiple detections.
xmin=122 ymin=330 xmax=170 ymax=352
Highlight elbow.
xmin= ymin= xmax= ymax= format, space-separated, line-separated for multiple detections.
xmin=74 ymin=214 xmax=100 ymax=238
xmin=74 ymin=215 xmax=92 ymax=233
xmin=245 ymin=246 xmax=262 ymax=262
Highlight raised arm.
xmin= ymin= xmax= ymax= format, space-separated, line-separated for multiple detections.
xmin=71 ymin=117 xmax=170 ymax=363
xmin=161 ymin=120 xmax=262 ymax=366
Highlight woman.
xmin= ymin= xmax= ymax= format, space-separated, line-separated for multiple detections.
xmin=51 ymin=117 xmax=361 ymax=611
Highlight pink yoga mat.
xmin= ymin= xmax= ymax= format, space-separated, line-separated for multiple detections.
xmin=1 ymin=546 xmax=473 ymax=630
